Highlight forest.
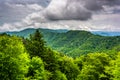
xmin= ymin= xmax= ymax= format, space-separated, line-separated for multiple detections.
xmin=0 ymin=29 xmax=120 ymax=80
xmin=7 ymin=28 xmax=120 ymax=57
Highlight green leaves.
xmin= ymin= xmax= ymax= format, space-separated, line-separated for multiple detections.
xmin=41 ymin=30 xmax=120 ymax=58
xmin=52 ymin=70 xmax=67 ymax=80
xmin=25 ymin=29 xmax=46 ymax=57
xmin=76 ymin=53 xmax=111 ymax=80
xmin=27 ymin=57 xmax=47 ymax=80
xmin=105 ymin=52 xmax=120 ymax=80
xmin=58 ymin=56 xmax=80 ymax=80
xmin=0 ymin=35 xmax=30 ymax=80
xmin=0 ymin=30 xmax=120 ymax=80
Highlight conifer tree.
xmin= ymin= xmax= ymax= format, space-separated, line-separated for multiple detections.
xmin=25 ymin=29 xmax=46 ymax=57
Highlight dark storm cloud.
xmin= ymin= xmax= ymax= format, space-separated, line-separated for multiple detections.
xmin=42 ymin=0 xmax=120 ymax=21
xmin=102 ymin=0 xmax=120 ymax=6
xmin=45 ymin=0 xmax=92 ymax=20
xmin=84 ymin=0 xmax=103 ymax=11
xmin=42 ymin=0 xmax=92 ymax=21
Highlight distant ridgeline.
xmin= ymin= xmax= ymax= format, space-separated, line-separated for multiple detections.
xmin=4 ymin=28 xmax=120 ymax=57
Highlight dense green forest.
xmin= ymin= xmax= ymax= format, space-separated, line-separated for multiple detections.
xmin=45 ymin=30 xmax=120 ymax=57
xmin=0 ymin=30 xmax=120 ymax=80
xmin=7 ymin=28 xmax=120 ymax=57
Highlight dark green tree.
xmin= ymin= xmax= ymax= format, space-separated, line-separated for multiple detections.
xmin=25 ymin=29 xmax=46 ymax=57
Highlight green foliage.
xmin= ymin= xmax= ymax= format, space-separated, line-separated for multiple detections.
xmin=24 ymin=29 xmax=46 ymax=57
xmin=27 ymin=57 xmax=47 ymax=80
xmin=40 ymin=30 xmax=120 ymax=58
xmin=0 ymin=35 xmax=30 ymax=80
xmin=76 ymin=53 xmax=111 ymax=80
xmin=24 ymin=30 xmax=81 ymax=80
xmin=52 ymin=70 xmax=67 ymax=80
xmin=7 ymin=29 xmax=120 ymax=58
xmin=43 ymin=49 xmax=60 ymax=72
xmin=58 ymin=56 xmax=80 ymax=80
xmin=105 ymin=52 xmax=120 ymax=80
xmin=0 ymin=30 xmax=120 ymax=80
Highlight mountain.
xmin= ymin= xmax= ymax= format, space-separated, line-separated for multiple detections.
xmin=6 ymin=28 xmax=68 ymax=38
xmin=4 ymin=28 xmax=120 ymax=57
xmin=43 ymin=30 xmax=120 ymax=57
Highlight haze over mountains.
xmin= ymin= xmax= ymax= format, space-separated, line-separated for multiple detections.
xmin=6 ymin=28 xmax=120 ymax=37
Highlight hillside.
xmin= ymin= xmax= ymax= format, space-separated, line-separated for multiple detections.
xmin=44 ymin=30 xmax=120 ymax=57
xmin=1 ymin=30 xmax=120 ymax=80
xmin=5 ymin=28 xmax=120 ymax=57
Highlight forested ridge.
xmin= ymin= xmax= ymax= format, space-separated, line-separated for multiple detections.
xmin=7 ymin=28 xmax=120 ymax=57
xmin=45 ymin=30 xmax=120 ymax=57
xmin=0 ymin=29 xmax=120 ymax=80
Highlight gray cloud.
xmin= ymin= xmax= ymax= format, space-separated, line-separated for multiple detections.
xmin=0 ymin=0 xmax=120 ymax=32
xmin=3 ymin=0 xmax=51 ymax=7
xmin=43 ymin=0 xmax=92 ymax=20
xmin=84 ymin=0 xmax=103 ymax=11
xmin=1 ymin=0 xmax=120 ymax=23
xmin=102 ymin=0 xmax=120 ymax=6
xmin=45 ymin=1 xmax=91 ymax=20
xmin=41 ymin=0 xmax=120 ymax=21
xmin=0 ymin=0 xmax=50 ymax=25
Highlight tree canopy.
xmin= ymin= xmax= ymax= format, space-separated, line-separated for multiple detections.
xmin=0 ymin=30 xmax=120 ymax=80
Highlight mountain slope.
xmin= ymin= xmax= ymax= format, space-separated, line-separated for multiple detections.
xmin=45 ymin=30 xmax=120 ymax=57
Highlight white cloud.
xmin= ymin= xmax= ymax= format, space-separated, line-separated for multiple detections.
xmin=26 ymin=4 xmax=44 ymax=11
xmin=6 ymin=3 xmax=44 ymax=11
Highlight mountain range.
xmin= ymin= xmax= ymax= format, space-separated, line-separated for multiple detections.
xmin=4 ymin=28 xmax=120 ymax=57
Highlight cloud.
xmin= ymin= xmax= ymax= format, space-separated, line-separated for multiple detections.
xmin=0 ymin=0 xmax=50 ymax=24
xmin=26 ymin=4 xmax=44 ymax=11
xmin=1 ymin=0 xmax=120 ymax=23
xmin=43 ymin=0 xmax=92 ymax=20
xmin=6 ymin=3 xmax=44 ymax=11
xmin=103 ymin=0 xmax=120 ymax=6
xmin=0 ymin=0 xmax=120 ymax=32
xmin=4 ymin=0 xmax=51 ymax=7
xmin=37 ymin=0 xmax=120 ymax=21
xmin=1 ymin=13 xmax=120 ymax=32
xmin=44 ymin=0 xmax=92 ymax=20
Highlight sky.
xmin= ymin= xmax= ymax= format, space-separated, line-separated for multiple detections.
xmin=0 ymin=0 xmax=120 ymax=32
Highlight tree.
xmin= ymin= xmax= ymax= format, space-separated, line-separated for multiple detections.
xmin=25 ymin=29 xmax=46 ymax=57
xmin=76 ymin=53 xmax=110 ymax=80
xmin=0 ymin=35 xmax=30 ymax=80
xmin=105 ymin=52 xmax=120 ymax=80
xmin=52 ymin=70 xmax=67 ymax=80
xmin=58 ymin=56 xmax=80 ymax=80
xmin=27 ymin=57 xmax=48 ymax=80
